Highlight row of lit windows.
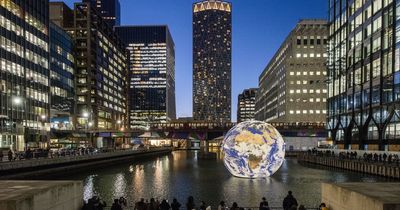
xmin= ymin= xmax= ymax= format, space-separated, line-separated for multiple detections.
xmin=289 ymin=71 xmax=326 ymax=76
xmin=0 ymin=35 xmax=48 ymax=69
xmin=289 ymin=98 xmax=327 ymax=103
xmin=290 ymin=80 xmax=324 ymax=85
xmin=296 ymin=36 xmax=327 ymax=46
xmin=289 ymin=110 xmax=327 ymax=114
xmin=0 ymin=58 xmax=24 ymax=77
xmin=296 ymin=53 xmax=328 ymax=58
xmin=26 ymin=31 xmax=48 ymax=52
xmin=0 ymin=14 xmax=22 ymax=36
xmin=27 ymin=69 xmax=48 ymax=86
xmin=289 ymin=89 xmax=327 ymax=94
xmin=26 ymin=87 xmax=48 ymax=103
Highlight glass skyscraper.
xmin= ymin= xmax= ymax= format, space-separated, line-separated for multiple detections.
xmin=49 ymin=22 xmax=75 ymax=131
xmin=115 ymin=26 xmax=176 ymax=129
xmin=192 ymin=0 xmax=232 ymax=123
xmin=328 ymin=0 xmax=400 ymax=151
xmin=0 ymin=0 xmax=50 ymax=151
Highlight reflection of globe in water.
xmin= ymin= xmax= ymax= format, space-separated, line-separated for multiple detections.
xmin=222 ymin=120 xmax=285 ymax=178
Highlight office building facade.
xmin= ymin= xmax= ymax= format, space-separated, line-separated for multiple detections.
xmin=50 ymin=2 xmax=127 ymax=136
xmin=255 ymin=20 xmax=328 ymax=124
xmin=237 ymin=88 xmax=257 ymax=123
xmin=328 ymin=0 xmax=400 ymax=151
xmin=0 ymin=0 xmax=50 ymax=151
xmin=83 ymin=0 xmax=120 ymax=27
xmin=49 ymin=22 xmax=75 ymax=131
xmin=115 ymin=26 xmax=176 ymax=129
xmin=192 ymin=0 xmax=232 ymax=123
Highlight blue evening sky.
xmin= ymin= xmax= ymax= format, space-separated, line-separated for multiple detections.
xmin=54 ymin=0 xmax=328 ymax=122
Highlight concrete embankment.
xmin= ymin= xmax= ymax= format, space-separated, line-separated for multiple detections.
xmin=298 ymin=153 xmax=400 ymax=179
xmin=0 ymin=148 xmax=172 ymax=179
xmin=0 ymin=181 xmax=83 ymax=210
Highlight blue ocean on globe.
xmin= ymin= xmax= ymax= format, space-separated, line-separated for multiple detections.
xmin=222 ymin=120 xmax=286 ymax=178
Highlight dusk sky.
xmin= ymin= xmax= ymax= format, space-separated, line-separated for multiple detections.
xmin=55 ymin=0 xmax=328 ymax=122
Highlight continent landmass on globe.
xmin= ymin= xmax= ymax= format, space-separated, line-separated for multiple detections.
xmin=248 ymin=154 xmax=262 ymax=170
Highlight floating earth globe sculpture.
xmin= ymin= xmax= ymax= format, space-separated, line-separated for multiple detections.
xmin=222 ymin=120 xmax=285 ymax=178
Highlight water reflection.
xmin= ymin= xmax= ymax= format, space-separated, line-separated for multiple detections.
xmin=60 ymin=151 xmax=388 ymax=208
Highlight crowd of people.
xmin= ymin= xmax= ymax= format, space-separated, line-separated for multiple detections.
xmin=81 ymin=191 xmax=328 ymax=210
xmin=0 ymin=147 xmax=102 ymax=162
xmin=308 ymin=148 xmax=400 ymax=165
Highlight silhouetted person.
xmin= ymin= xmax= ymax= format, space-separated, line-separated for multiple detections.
xmin=319 ymin=203 xmax=327 ymax=210
xmin=200 ymin=201 xmax=207 ymax=210
xmin=135 ymin=198 xmax=147 ymax=210
xmin=186 ymin=196 xmax=195 ymax=210
xmin=230 ymin=202 xmax=239 ymax=210
xmin=160 ymin=199 xmax=171 ymax=210
xmin=171 ymin=198 xmax=181 ymax=210
xmin=7 ymin=149 xmax=13 ymax=161
xmin=218 ymin=201 xmax=226 ymax=210
xmin=283 ymin=191 xmax=298 ymax=210
xmin=111 ymin=199 xmax=123 ymax=210
xmin=119 ymin=197 xmax=127 ymax=208
xmin=259 ymin=197 xmax=270 ymax=210
xmin=148 ymin=198 xmax=158 ymax=210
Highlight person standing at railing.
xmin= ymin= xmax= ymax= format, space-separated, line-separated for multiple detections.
xmin=259 ymin=197 xmax=270 ymax=210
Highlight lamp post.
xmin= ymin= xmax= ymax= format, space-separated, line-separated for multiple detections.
xmin=11 ymin=96 xmax=23 ymax=151
xmin=83 ymin=111 xmax=93 ymax=147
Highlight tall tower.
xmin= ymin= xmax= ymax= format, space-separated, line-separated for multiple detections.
xmin=192 ymin=0 xmax=232 ymax=123
xmin=115 ymin=26 xmax=176 ymax=129
xmin=83 ymin=0 xmax=120 ymax=27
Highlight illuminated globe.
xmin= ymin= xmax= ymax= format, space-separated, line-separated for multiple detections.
xmin=222 ymin=120 xmax=285 ymax=178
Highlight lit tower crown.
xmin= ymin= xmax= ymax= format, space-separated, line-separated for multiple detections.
xmin=193 ymin=0 xmax=231 ymax=13
xmin=192 ymin=0 xmax=232 ymax=123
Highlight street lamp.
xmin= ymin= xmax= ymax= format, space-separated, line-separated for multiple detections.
xmin=12 ymin=96 xmax=22 ymax=105
xmin=41 ymin=115 xmax=46 ymax=120
xmin=83 ymin=112 xmax=89 ymax=118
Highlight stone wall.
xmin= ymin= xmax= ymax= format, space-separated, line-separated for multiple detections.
xmin=0 ymin=181 xmax=82 ymax=210
xmin=321 ymin=183 xmax=400 ymax=210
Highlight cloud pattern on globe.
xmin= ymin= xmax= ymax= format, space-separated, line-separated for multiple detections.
xmin=222 ymin=120 xmax=285 ymax=178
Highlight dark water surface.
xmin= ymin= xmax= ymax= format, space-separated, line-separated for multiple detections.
xmin=44 ymin=150 xmax=388 ymax=208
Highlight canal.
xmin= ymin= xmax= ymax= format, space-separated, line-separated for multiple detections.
xmin=44 ymin=150 xmax=388 ymax=208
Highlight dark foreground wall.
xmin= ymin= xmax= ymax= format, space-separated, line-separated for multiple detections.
xmin=0 ymin=148 xmax=172 ymax=179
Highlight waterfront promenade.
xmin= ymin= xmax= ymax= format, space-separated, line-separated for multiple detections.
xmin=0 ymin=147 xmax=172 ymax=179
xmin=298 ymin=151 xmax=400 ymax=179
